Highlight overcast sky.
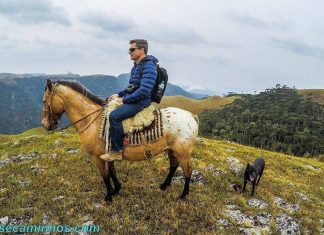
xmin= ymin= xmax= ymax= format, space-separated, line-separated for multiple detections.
xmin=0 ymin=0 xmax=323 ymax=94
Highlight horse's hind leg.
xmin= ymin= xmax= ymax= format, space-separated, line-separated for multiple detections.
xmin=160 ymin=150 xmax=179 ymax=190
xmin=108 ymin=162 xmax=122 ymax=195
xmin=178 ymin=152 xmax=193 ymax=200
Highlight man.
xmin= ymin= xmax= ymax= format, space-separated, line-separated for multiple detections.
xmin=100 ymin=39 xmax=158 ymax=161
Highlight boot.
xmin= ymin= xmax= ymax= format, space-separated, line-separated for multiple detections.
xmin=100 ymin=150 xmax=123 ymax=162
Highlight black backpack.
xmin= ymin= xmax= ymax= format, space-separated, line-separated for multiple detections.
xmin=141 ymin=63 xmax=168 ymax=104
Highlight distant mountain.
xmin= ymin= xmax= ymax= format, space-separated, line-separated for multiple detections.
xmin=0 ymin=73 xmax=206 ymax=134
xmin=183 ymin=85 xmax=218 ymax=97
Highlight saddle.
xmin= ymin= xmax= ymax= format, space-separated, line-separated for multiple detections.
xmin=99 ymin=98 xmax=163 ymax=153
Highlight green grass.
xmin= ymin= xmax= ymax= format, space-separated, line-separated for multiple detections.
xmin=0 ymin=128 xmax=323 ymax=234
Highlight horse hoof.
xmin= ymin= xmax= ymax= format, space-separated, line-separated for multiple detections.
xmin=160 ymin=183 xmax=169 ymax=190
xmin=105 ymin=195 xmax=113 ymax=202
xmin=177 ymin=195 xmax=186 ymax=201
xmin=113 ymin=186 xmax=121 ymax=195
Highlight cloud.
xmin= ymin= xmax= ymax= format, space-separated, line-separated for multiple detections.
xmin=79 ymin=10 xmax=135 ymax=34
xmin=269 ymin=37 xmax=324 ymax=60
xmin=225 ymin=10 xmax=293 ymax=32
xmin=0 ymin=0 xmax=70 ymax=26
xmin=144 ymin=24 xmax=206 ymax=45
xmin=226 ymin=11 xmax=268 ymax=29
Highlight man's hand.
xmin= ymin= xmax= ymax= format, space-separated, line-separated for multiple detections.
xmin=105 ymin=94 xmax=119 ymax=103
xmin=116 ymin=97 xmax=123 ymax=105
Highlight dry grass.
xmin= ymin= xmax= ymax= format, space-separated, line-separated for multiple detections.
xmin=0 ymin=128 xmax=323 ymax=234
xmin=156 ymin=95 xmax=237 ymax=114
xmin=298 ymin=89 xmax=324 ymax=105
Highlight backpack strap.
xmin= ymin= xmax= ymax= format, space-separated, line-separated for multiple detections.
xmin=140 ymin=60 xmax=158 ymax=78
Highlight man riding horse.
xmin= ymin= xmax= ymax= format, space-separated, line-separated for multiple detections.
xmin=100 ymin=39 xmax=158 ymax=161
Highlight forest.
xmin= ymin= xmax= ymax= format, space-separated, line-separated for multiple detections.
xmin=199 ymin=85 xmax=324 ymax=157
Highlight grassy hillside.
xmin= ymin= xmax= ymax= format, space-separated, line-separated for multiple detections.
xmin=0 ymin=128 xmax=323 ymax=234
xmin=157 ymin=95 xmax=237 ymax=115
xmin=298 ymin=89 xmax=324 ymax=105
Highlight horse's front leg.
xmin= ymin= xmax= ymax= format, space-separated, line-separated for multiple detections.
xmin=108 ymin=162 xmax=122 ymax=195
xmin=92 ymin=155 xmax=114 ymax=202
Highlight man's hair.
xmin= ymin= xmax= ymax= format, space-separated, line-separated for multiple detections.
xmin=130 ymin=39 xmax=148 ymax=54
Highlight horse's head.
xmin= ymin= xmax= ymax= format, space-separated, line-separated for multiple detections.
xmin=41 ymin=79 xmax=64 ymax=131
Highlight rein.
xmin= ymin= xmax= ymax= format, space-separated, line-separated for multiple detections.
xmin=45 ymin=83 xmax=105 ymax=134
xmin=58 ymin=106 xmax=104 ymax=133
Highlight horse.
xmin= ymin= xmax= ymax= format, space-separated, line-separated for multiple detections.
xmin=41 ymin=79 xmax=199 ymax=202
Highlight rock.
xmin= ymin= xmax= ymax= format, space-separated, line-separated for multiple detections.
xmin=227 ymin=147 xmax=236 ymax=152
xmin=0 ymin=158 xmax=10 ymax=167
xmin=216 ymin=218 xmax=231 ymax=230
xmin=13 ymin=140 xmax=21 ymax=146
xmin=247 ymin=198 xmax=269 ymax=209
xmin=11 ymin=152 xmax=41 ymax=162
xmin=42 ymin=214 xmax=50 ymax=225
xmin=67 ymin=148 xmax=80 ymax=154
xmin=79 ymin=221 xmax=94 ymax=235
xmin=303 ymin=164 xmax=321 ymax=172
xmin=18 ymin=180 xmax=29 ymax=188
xmin=229 ymin=183 xmax=242 ymax=192
xmin=274 ymin=197 xmax=300 ymax=213
xmin=226 ymin=157 xmax=244 ymax=176
xmin=93 ymin=203 xmax=103 ymax=208
xmin=54 ymin=139 xmax=63 ymax=145
xmin=252 ymin=213 xmax=272 ymax=226
xmin=225 ymin=204 xmax=240 ymax=210
xmin=0 ymin=216 xmax=9 ymax=226
xmin=31 ymin=165 xmax=45 ymax=174
xmin=25 ymin=135 xmax=39 ymax=141
xmin=83 ymin=214 xmax=91 ymax=221
xmin=50 ymin=153 xmax=58 ymax=159
xmin=11 ymin=154 xmax=30 ymax=162
xmin=8 ymin=216 xmax=31 ymax=226
xmin=224 ymin=207 xmax=272 ymax=233
xmin=173 ymin=169 xmax=205 ymax=184
xmin=205 ymin=165 xmax=225 ymax=176
xmin=295 ymin=192 xmax=309 ymax=201
xmin=224 ymin=209 xmax=254 ymax=225
xmin=52 ymin=196 xmax=64 ymax=201
xmin=240 ymin=226 xmax=271 ymax=235
xmin=276 ymin=214 xmax=300 ymax=235
xmin=288 ymin=182 xmax=295 ymax=188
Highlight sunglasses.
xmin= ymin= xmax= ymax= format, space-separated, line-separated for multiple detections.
xmin=128 ymin=47 xmax=139 ymax=53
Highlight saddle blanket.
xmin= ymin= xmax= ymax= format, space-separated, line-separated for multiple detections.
xmin=99 ymin=105 xmax=163 ymax=153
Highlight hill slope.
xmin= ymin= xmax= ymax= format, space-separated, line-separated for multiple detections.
xmin=0 ymin=128 xmax=323 ymax=234
xmin=298 ymin=89 xmax=324 ymax=105
xmin=157 ymin=95 xmax=237 ymax=115
xmin=200 ymin=86 xmax=324 ymax=157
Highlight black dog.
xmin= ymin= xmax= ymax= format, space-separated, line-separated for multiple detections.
xmin=242 ymin=158 xmax=265 ymax=196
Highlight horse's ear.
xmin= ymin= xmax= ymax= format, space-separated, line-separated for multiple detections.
xmin=46 ymin=79 xmax=52 ymax=91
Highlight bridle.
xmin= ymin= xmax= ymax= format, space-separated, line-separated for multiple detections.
xmin=43 ymin=83 xmax=104 ymax=133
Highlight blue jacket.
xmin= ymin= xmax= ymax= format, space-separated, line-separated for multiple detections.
xmin=118 ymin=55 xmax=158 ymax=109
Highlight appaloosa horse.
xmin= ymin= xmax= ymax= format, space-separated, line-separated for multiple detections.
xmin=41 ymin=79 xmax=199 ymax=202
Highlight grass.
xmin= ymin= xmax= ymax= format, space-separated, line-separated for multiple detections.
xmin=0 ymin=128 xmax=323 ymax=234
xmin=298 ymin=89 xmax=324 ymax=105
xmin=156 ymin=95 xmax=237 ymax=114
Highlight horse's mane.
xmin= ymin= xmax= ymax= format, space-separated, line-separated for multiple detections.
xmin=54 ymin=80 xmax=105 ymax=106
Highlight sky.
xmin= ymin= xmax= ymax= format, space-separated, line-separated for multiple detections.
xmin=0 ymin=0 xmax=323 ymax=94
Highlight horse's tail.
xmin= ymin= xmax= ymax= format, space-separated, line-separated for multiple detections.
xmin=192 ymin=114 xmax=199 ymax=126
